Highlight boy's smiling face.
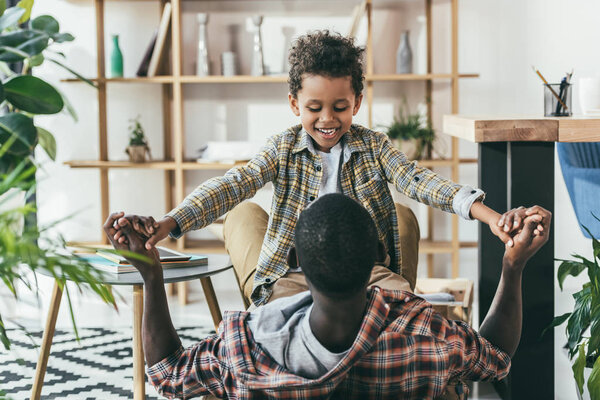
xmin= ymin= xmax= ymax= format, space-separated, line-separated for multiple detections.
xmin=289 ymin=74 xmax=363 ymax=153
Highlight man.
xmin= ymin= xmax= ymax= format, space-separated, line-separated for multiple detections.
xmin=104 ymin=194 xmax=551 ymax=399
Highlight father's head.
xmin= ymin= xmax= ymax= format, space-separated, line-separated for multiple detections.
xmin=293 ymin=193 xmax=378 ymax=298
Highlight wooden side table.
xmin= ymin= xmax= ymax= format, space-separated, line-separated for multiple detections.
xmin=31 ymin=254 xmax=233 ymax=400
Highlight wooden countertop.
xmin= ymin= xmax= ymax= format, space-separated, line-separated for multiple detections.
xmin=443 ymin=115 xmax=600 ymax=143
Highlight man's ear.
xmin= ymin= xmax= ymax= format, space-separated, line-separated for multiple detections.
xmin=288 ymin=93 xmax=300 ymax=116
xmin=353 ymin=93 xmax=363 ymax=115
xmin=287 ymin=246 xmax=299 ymax=269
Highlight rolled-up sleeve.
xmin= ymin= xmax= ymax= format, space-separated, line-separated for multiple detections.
xmin=146 ymin=335 xmax=226 ymax=399
xmin=452 ymin=185 xmax=485 ymax=220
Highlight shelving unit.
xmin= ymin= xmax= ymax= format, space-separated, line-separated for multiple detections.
xmin=65 ymin=0 xmax=478 ymax=303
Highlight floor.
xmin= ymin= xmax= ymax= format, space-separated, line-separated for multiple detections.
xmin=1 ymin=270 xmax=505 ymax=399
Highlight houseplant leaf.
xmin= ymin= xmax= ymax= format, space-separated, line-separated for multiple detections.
xmin=588 ymin=355 xmax=600 ymax=400
xmin=541 ymin=312 xmax=571 ymax=338
xmin=568 ymin=285 xmax=592 ymax=351
xmin=558 ymin=259 xmax=586 ymax=290
xmin=51 ymin=32 xmax=73 ymax=43
xmin=0 ymin=113 xmax=36 ymax=156
xmin=47 ymin=57 xmax=96 ymax=88
xmin=31 ymin=15 xmax=59 ymax=35
xmin=16 ymin=0 xmax=33 ymax=23
xmin=574 ymin=343 xmax=587 ymax=395
xmin=0 ymin=6 xmax=24 ymax=30
xmin=0 ymin=30 xmax=49 ymax=62
xmin=36 ymin=127 xmax=55 ymax=161
xmin=0 ymin=0 xmax=7 ymax=17
xmin=4 ymin=75 xmax=63 ymax=114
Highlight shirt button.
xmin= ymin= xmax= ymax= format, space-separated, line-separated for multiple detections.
xmin=471 ymin=190 xmax=476 ymax=194
xmin=316 ymin=165 xmax=322 ymax=172
xmin=265 ymin=278 xmax=271 ymax=283
xmin=309 ymin=196 xmax=315 ymax=201
xmin=414 ymin=176 xmax=420 ymax=182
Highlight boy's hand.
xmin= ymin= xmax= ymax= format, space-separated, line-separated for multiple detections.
xmin=113 ymin=215 xmax=177 ymax=250
xmin=490 ymin=205 xmax=546 ymax=247
xmin=502 ymin=206 xmax=552 ymax=270
xmin=103 ymin=212 xmax=161 ymax=277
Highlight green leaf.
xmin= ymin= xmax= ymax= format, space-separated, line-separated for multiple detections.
xmin=0 ymin=113 xmax=36 ymax=156
xmin=0 ymin=79 xmax=4 ymax=103
xmin=52 ymin=32 xmax=74 ymax=43
xmin=55 ymin=86 xmax=77 ymax=122
xmin=28 ymin=52 xmax=43 ymax=67
xmin=589 ymin=355 xmax=600 ymax=400
xmin=574 ymin=343 xmax=587 ymax=395
xmin=568 ymin=285 xmax=593 ymax=351
xmin=36 ymin=126 xmax=55 ymax=160
xmin=31 ymin=15 xmax=59 ymax=35
xmin=0 ymin=30 xmax=49 ymax=62
xmin=0 ymin=6 xmax=25 ymax=30
xmin=0 ymin=0 xmax=7 ymax=17
xmin=558 ymin=259 xmax=587 ymax=290
xmin=16 ymin=0 xmax=33 ymax=24
xmin=47 ymin=58 xmax=96 ymax=88
xmin=542 ymin=312 xmax=571 ymax=338
xmin=4 ymin=75 xmax=63 ymax=114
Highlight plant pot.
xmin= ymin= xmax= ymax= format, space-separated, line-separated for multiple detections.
xmin=393 ymin=138 xmax=424 ymax=160
xmin=126 ymin=145 xmax=150 ymax=163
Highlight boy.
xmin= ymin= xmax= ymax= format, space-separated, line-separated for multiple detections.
xmin=104 ymin=194 xmax=551 ymax=399
xmin=114 ymin=31 xmax=532 ymax=307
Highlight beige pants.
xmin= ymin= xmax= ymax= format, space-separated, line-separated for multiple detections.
xmin=223 ymin=201 xmax=420 ymax=307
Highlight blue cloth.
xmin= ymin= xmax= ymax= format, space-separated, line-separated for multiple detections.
xmin=557 ymin=142 xmax=600 ymax=238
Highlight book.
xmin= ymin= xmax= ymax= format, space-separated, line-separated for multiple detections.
xmin=136 ymin=29 xmax=158 ymax=77
xmin=80 ymin=253 xmax=208 ymax=274
xmin=147 ymin=2 xmax=172 ymax=77
xmin=97 ymin=246 xmax=191 ymax=265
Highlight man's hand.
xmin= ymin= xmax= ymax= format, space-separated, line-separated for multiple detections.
xmin=103 ymin=212 xmax=161 ymax=278
xmin=487 ymin=206 xmax=545 ymax=247
xmin=503 ymin=206 xmax=552 ymax=269
xmin=113 ymin=215 xmax=178 ymax=250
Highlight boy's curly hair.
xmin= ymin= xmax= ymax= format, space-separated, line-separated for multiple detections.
xmin=288 ymin=30 xmax=365 ymax=98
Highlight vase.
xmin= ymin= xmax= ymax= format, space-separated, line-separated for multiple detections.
xmin=110 ymin=34 xmax=123 ymax=78
xmin=126 ymin=145 xmax=150 ymax=163
xmin=196 ymin=13 xmax=210 ymax=76
xmin=221 ymin=51 xmax=237 ymax=76
xmin=250 ymin=15 xmax=264 ymax=76
xmin=396 ymin=30 xmax=412 ymax=74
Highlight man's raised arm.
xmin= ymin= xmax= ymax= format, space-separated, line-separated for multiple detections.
xmin=479 ymin=206 xmax=552 ymax=357
xmin=103 ymin=212 xmax=181 ymax=366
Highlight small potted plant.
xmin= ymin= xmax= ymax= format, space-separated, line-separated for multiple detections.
xmin=381 ymin=99 xmax=435 ymax=160
xmin=546 ymin=215 xmax=600 ymax=399
xmin=126 ymin=116 xmax=151 ymax=163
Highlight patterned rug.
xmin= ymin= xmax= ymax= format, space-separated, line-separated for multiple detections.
xmin=0 ymin=326 xmax=216 ymax=399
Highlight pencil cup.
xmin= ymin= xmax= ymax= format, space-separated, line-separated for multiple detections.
xmin=544 ymin=83 xmax=572 ymax=117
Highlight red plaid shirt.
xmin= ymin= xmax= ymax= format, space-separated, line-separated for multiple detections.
xmin=146 ymin=288 xmax=510 ymax=399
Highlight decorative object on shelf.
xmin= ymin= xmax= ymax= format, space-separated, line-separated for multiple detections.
xmin=126 ymin=116 xmax=151 ymax=163
xmin=579 ymin=76 xmax=600 ymax=116
xmin=147 ymin=2 xmax=172 ymax=77
xmin=0 ymin=2 xmax=114 ymax=353
xmin=196 ymin=13 xmax=210 ymax=76
xmin=136 ymin=29 xmax=157 ymax=77
xmin=545 ymin=218 xmax=600 ymax=399
xmin=250 ymin=15 xmax=265 ymax=76
xmin=381 ymin=99 xmax=434 ymax=160
xmin=396 ymin=30 xmax=413 ymax=74
xmin=415 ymin=16 xmax=427 ymax=74
xmin=221 ymin=51 xmax=236 ymax=76
xmin=109 ymin=34 xmax=123 ymax=78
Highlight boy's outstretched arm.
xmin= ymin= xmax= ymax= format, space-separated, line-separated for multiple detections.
xmin=103 ymin=212 xmax=182 ymax=366
xmin=478 ymin=206 xmax=552 ymax=356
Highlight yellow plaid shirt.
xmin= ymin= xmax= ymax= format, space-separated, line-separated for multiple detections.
xmin=168 ymin=124 xmax=464 ymax=305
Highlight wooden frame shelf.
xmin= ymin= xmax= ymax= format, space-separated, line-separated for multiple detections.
xmin=65 ymin=160 xmax=245 ymax=170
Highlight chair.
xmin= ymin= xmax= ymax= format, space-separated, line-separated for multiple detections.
xmin=557 ymin=142 xmax=600 ymax=238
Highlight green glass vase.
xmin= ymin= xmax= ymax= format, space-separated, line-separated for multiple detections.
xmin=110 ymin=34 xmax=123 ymax=78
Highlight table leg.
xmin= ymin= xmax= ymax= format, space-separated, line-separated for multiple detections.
xmin=200 ymin=277 xmax=222 ymax=330
xmin=132 ymin=285 xmax=145 ymax=400
xmin=479 ymin=142 xmax=555 ymax=400
xmin=31 ymin=280 xmax=63 ymax=400
xmin=178 ymin=282 xmax=188 ymax=305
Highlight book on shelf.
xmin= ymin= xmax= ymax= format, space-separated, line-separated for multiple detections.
xmin=136 ymin=29 xmax=158 ymax=77
xmin=147 ymin=2 xmax=172 ymax=77
xmin=80 ymin=252 xmax=207 ymax=274
xmin=97 ymin=246 xmax=191 ymax=264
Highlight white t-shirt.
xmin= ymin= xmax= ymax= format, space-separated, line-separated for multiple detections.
xmin=316 ymin=141 xmax=343 ymax=197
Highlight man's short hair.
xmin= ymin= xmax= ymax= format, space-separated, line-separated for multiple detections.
xmin=295 ymin=193 xmax=377 ymax=297
xmin=288 ymin=30 xmax=365 ymax=98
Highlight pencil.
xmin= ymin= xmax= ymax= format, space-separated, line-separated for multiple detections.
xmin=532 ymin=66 xmax=569 ymax=112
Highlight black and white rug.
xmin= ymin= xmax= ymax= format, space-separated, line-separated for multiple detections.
xmin=0 ymin=326 xmax=215 ymax=399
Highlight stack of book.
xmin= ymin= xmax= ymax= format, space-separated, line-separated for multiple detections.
xmin=80 ymin=246 xmax=208 ymax=274
xmin=137 ymin=3 xmax=172 ymax=77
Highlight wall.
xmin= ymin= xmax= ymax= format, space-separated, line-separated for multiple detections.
xmin=31 ymin=1 xmax=600 ymax=398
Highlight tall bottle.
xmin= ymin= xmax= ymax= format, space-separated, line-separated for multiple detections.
xmin=396 ymin=30 xmax=413 ymax=74
xmin=196 ymin=13 xmax=210 ymax=76
xmin=251 ymin=15 xmax=264 ymax=76
xmin=110 ymin=34 xmax=124 ymax=78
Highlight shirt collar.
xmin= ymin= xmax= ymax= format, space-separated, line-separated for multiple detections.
xmin=291 ymin=125 xmax=369 ymax=157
